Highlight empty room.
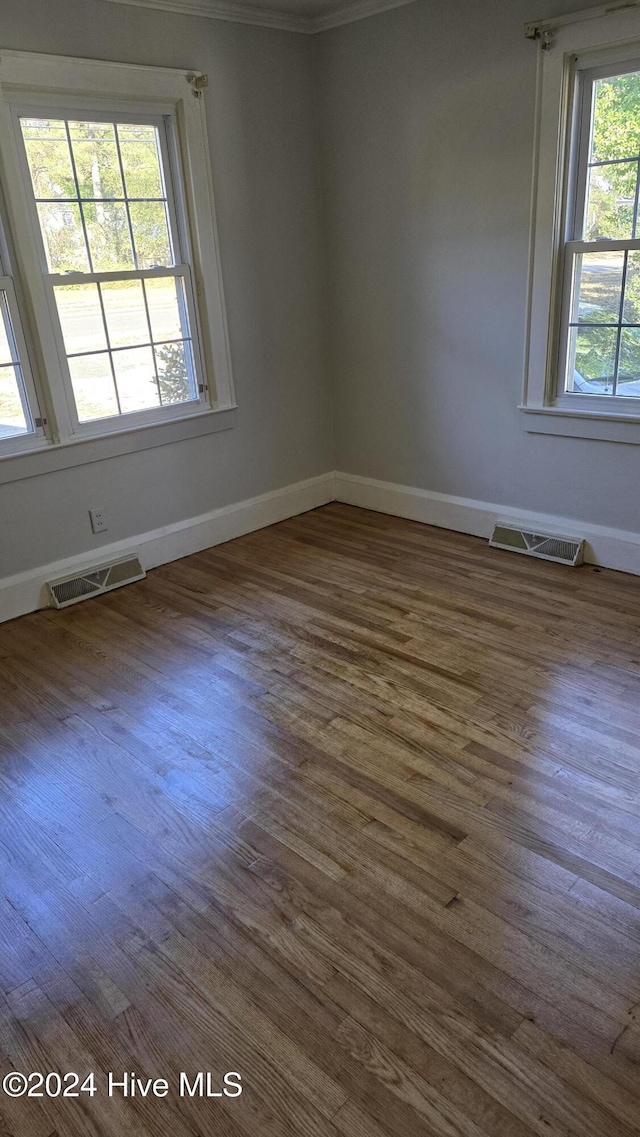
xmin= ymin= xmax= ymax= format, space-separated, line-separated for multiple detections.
xmin=1 ymin=0 xmax=640 ymax=1133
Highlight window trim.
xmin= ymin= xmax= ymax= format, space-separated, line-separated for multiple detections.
xmin=523 ymin=6 xmax=640 ymax=443
xmin=0 ymin=177 xmax=47 ymax=454
xmin=0 ymin=49 xmax=235 ymax=460
xmin=0 ymin=403 xmax=236 ymax=486
xmin=0 ymin=274 xmax=47 ymax=452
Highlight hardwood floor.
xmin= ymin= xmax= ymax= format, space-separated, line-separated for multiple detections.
xmin=1 ymin=502 xmax=640 ymax=1137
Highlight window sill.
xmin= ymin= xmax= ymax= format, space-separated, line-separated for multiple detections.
xmin=0 ymin=404 xmax=237 ymax=485
xmin=519 ymin=404 xmax=640 ymax=444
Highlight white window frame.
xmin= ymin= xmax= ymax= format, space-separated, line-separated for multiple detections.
xmin=523 ymin=4 xmax=640 ymax=444
xmin=0 ymin=183 xmax=48 ymax=455
xmin=0 ymin=49 xmax=235 ymax=462
xmin=0 ymin=274 xmax=47 ymax=455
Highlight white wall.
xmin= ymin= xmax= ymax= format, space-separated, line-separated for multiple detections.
xmin=314 ymin=0 xmax=640 ymax=535
xmin=0 ymin=0 xmax=333 ymax=578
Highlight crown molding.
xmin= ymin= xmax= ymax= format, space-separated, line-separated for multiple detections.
xmin=97 ymin=0 xmax=419 ymax=34
xmin=98 ymin=0 xmax=311 ymax=32
xmin=309 ymin=0 xmax=416 ymax=32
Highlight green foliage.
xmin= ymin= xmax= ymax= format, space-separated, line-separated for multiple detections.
xmin=574 ymin=326 xmax=615 ymax=387
xmin=592 ymin=74 xmax=640 ymax=163
xmin=156 ymin=342 xmax=191 ymax=405
xmin=585 ymin=74 xmax=640 ymax=242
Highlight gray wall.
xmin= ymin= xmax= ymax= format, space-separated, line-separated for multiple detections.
xmin=1 ymin=0 xmax=333 ymax=577
xmin=314 ymin=0 xmax=640 ymax=532
xmin=4 ymin=0 xmax=640 ymax=585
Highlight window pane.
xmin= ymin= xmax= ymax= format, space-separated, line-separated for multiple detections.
xmin=0 ymin=365 xmax=29 ymax=437
xmin=572 ymin=251 xmax=624 ymax=324
xmin=68 ymin=121 xmax=124 ymax=200
xmin=618 ymin=328 xmax=640 ymax=395
xmin=0 ymin=295 xmax=16 ymax=366
xmin=69 ymin=353 xmax=119 ymax=422
xmin=101 ymin=279 xmax=149 ymax=348
xmin=0 ymin=294 xmax=35 ymax=439
xmin=128 ymin=201 xmax=172 ymax=268
xmin=37 ymin=202 xmax=89 ymax=272
xmin=591 ymin=72 xmax=640 ymax=164
xmin=568 ymin=326 xmax=617 ymax=394
xmin=155 ymin=341 xmax=195 ymax=405
xmin=54 ymin=284 xmax=107 ymax=356
xmin=144 ymin=276 xmax=186 ymax=342
xmin=622 ymin=251 xmax=640 ymax=323
xmin=82 ymin=201 xmax=134 ymax=271
xmin=117 ymin=124 xmax=164 ymax=199
xmin=21 ymin=118 xmax=67 ymax=142
xmin=23 ymin=133 xmax=75 ymax=200
xmin=584 ymin=161 xmax=637 ymax=241
xmin=112 ymin=345 xmax=159 ymax=413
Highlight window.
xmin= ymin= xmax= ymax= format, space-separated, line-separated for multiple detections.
xmin=562 ymin=65 xmax=640 ymax=401
xmin=0 ymin=201 xmax=45 ymax=452
xmin=19 ymin=113 xmax=201 ymax=426
xmin=0 ymin=50 xmax=234 ymax=463
xmin=0 ymin=276 xmax=40 ymax=442
xmin=523 ymin=5 xmax=640 ymax=443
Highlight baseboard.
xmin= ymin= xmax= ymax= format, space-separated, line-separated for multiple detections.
xmin=0 ymin=471 xmax=336 ymax=624
xmin=334 ymin=471 xmax=640 ymax=577
xmin=4 ymin=467 xmax=639 ymax=625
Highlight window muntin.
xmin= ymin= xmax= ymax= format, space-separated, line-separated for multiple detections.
xmin=563 ymin=66 xmax=640 ymax=399
xmin=18 ymin=113 xmax=200 ymax=426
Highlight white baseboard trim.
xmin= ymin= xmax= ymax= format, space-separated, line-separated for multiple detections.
xmin=0 ymin=471 xmax=336 ymax=625
xmin=4 ymin=467 xmax=639 ymax=625
xmin=335 ymin=471 xmax=640 ymax=577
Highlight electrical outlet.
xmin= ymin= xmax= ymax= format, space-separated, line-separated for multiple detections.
xmin=89 ymin=507 xmax=108 ymax=534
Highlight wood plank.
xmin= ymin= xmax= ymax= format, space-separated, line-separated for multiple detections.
xmin=1 ymin=504 xmax=639 ymax=1136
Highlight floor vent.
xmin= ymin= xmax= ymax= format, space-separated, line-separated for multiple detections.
xmin=489 ymin=524 xmax=584 ymax=567
xmin=48 ymin=555 xmax=146 ymax=609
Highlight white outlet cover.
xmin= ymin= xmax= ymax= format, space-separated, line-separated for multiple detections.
xmin=90 ymin=508 xmax=108 ymax=534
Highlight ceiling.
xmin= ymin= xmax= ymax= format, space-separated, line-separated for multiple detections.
xmin=100 ymin=0 xmax=418 ymax=34
xmin=242 ymin=0 xmax=356 ymax=14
